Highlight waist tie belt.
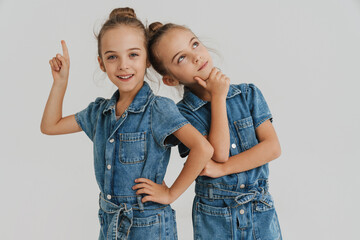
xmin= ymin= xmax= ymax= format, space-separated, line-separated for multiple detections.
xmin=99 ymin=195 xmax=142 ymax=240
xmin=195 ymin=184 xmax=273 ymax=207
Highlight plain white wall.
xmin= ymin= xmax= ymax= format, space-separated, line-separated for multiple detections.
xmin=1 ymin=0 xmax=360 ymax=239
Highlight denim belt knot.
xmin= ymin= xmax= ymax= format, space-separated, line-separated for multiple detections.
xmin=195 ymin=182 xmax=273 ymax=208
xmin=99 ymin=196 xmax=134 ymax=240
xmin=234 ymin=189 xmax=272 ymax=207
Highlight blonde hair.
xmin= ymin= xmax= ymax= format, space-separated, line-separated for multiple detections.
xmin=96 ymin=7 xmax=148 ymax=59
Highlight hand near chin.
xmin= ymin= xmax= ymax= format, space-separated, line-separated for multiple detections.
xmin=133 ymin=178 xmax=173 ymax=204
xmin=194 ymin=67 xmax=230 ymax=99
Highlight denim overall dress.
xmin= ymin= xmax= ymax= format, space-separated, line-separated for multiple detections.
xmin=178 ymin=83 xmax=282 ymax=240
xmin=75 ymin=82 xmax=189 ymax=240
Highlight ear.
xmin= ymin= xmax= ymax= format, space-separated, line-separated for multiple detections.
xmin=146 ymin=59 xmax=151 ymax=68
xmin=97 ymin=56 xmax=106 ymax=72
xmin=162 ymin=75 xmax=179 ymax=86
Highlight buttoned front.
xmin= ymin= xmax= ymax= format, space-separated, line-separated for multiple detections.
xmin=75 ymin=82 xmax=188 ymax=239
xmin=178 ymin=83 xmax=273 ymax=188
xmin=76 ymin=82 xmax=188 ymax=198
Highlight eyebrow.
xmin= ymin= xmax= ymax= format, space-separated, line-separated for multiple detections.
xmin=104 ymin=48 xmax=142 ymax=55
xmin=171 ymin=37 xmax=196 ymax=63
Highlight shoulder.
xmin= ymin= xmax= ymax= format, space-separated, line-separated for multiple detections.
xmin=153 ymin=95 xmax=176 ymax=104
xmin=93 ymin=97 xmax=108 ymax=107
xmin=89 ymin=97 xmax=109 ymax=113
xmin=150 ymin=96 xmax=181 ymax=116
xmin=150 ymin=96 xmax=177 ymax=110
xmin=230 ymin=83 xmax=263 ymax=97
xmin=230 ymin=83 xmax=254 ymax=92
xmin=76 ymin=96 xmax=109 ymax=120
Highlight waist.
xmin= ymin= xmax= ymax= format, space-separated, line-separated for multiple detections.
xmin=195 ymin=178 xmax=269 ymax=199
xmin=99 ymin=192 xmax=168 ymax=211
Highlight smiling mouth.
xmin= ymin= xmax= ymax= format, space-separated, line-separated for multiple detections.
xmin=117 ymin=74 xmax=134 ymax=80
xmin=198 ymin=61 xmax=208 ymax=71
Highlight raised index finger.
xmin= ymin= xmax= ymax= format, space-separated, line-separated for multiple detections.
xmin=61 ymin=40 xmax=69 ymax=59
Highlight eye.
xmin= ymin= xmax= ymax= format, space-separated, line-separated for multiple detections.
xmin=130 ymin=53 xmax=139 ymax=58
xmin=177 ymin=55 xmax=185 ymax=63
xmin=107 ymin=55 xmax=116 ymax=60
xmin=192 ymin=41 xmax=199 ymax=49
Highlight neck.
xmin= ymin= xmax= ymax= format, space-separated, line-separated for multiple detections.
xmin=116 ymin=82 xmax=144 ymax=115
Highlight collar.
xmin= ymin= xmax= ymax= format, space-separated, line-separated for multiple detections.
xmin=103 ymin=82 xmax=154 ymax=114
xmin=182 ymin=84 xmax=241 ymax=111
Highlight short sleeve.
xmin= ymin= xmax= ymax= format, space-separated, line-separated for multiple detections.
xmin=177 ymin=104 xmax=208 ymax=158
xmin=151 ymin=97 xmax=189 ymax=148
xmin=178 ymin=107 xmax=208 ymax=136
xmin=74 ymin=97 xmax=105 ymax=141
xmin=241 ymin=83 xmax=273 ymax=128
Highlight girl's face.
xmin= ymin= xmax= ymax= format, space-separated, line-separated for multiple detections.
xmin=155 ymin=28 xmax=213 ymax=87
xmin=98 ymin=26 xmax=148 ymax=95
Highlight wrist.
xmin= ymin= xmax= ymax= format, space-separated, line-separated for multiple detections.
xmin=211 ymin=94 xmax=227 ymax=101
xmin=53 ymin=80 xmax=68 ymax=89
xmin=219 ymin=162 xmax=227 ymax=176
xmin=168 ymin=188 xmax=178 ymax=204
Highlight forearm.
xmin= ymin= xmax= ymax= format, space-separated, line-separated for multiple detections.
xmin=41 ymin=82 xmax=68 ymax=133
xmin=169 ymin=142 xmax=213 ymax=202
xmin=208 ymin=95 xmax=230 ymax=162
xmin=218 ymin=140 xmax=281 ymax=176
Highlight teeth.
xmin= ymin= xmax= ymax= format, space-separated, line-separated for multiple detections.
xmin=118 ymin=75 xmax=133 ymax=79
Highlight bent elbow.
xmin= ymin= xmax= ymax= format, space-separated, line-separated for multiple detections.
xmin=211 ymin=152 xmax=229 ymax=163
xmin=272 ymin=142 xmax=282 ymax=160
xmin=40 ymin=125 xmax=49 ymax=135
xmin=40 ymin=125 xmax=56 ymax=135
xmin=200 ymin=141 xmax=214 ymax=161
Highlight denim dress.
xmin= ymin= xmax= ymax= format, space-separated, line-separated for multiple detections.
xmin=177 ymin=84 xmax=282 ymax=240
xmin=75 ymin=82 xmax=189 ymax=240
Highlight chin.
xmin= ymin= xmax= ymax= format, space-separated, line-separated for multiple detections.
xmin=120 ymin=81 xmax=143 ymax=93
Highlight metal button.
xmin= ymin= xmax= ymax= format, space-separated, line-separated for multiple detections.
xmin=107 ymin=165 xmax=111 ymax=170
xmin=109 ymin=139 xmax=114 ymax=143
xmin=122 ymin=114 xmax=126 ymax=118
xmin=231 ymin=143 xmax=236 ymax=149
xmin=239 ymin=209 xmax=245 ymax=215
xmin=240 ymin=184 xmax=245 ymax=189
xmin=107 ymin=195 xmax=111 ymax=200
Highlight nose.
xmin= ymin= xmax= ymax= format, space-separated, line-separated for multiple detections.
xmin=193 ymin=54 xmax=202 ymax=64
xmin=118 ymin=58 xmax=129 ymax=70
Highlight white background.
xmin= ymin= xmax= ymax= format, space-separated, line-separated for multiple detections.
xmin=1 ymin=0 xmax=360 ymax=239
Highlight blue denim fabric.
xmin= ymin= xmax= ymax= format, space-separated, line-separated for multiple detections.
xmin=75 ymin=82 xmax=187 ymax=239
xmin=98 ymin=194 xmax=177 ymax=240
xmin=177 ymin=83 xmax=281 ymax=240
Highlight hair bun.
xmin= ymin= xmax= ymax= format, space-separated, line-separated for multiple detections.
xmin=148 ymin=22 xmax=163 ymax=37
xmin=109 ymin=7 xmax=136 ymax=19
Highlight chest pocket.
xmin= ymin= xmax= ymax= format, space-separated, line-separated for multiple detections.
xmin=119 ymin=132 xmax=146 ymax=164
xmin=234 ymin=116 xmax=258 ymax=151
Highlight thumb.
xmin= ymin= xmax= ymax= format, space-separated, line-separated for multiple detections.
xmin=194 ymin=76 xmax=207 ymax=88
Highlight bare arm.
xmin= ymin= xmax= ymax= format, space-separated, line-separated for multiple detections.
xmin=40 ymin=40 xmax=81 ymax=135
xmin=195 ymin=68 xmax=230 ymax=162
xmin=200 ymin=120 xmax=281 ymax=178
xmin=133 ymin=124 xmax=213 ymax=204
